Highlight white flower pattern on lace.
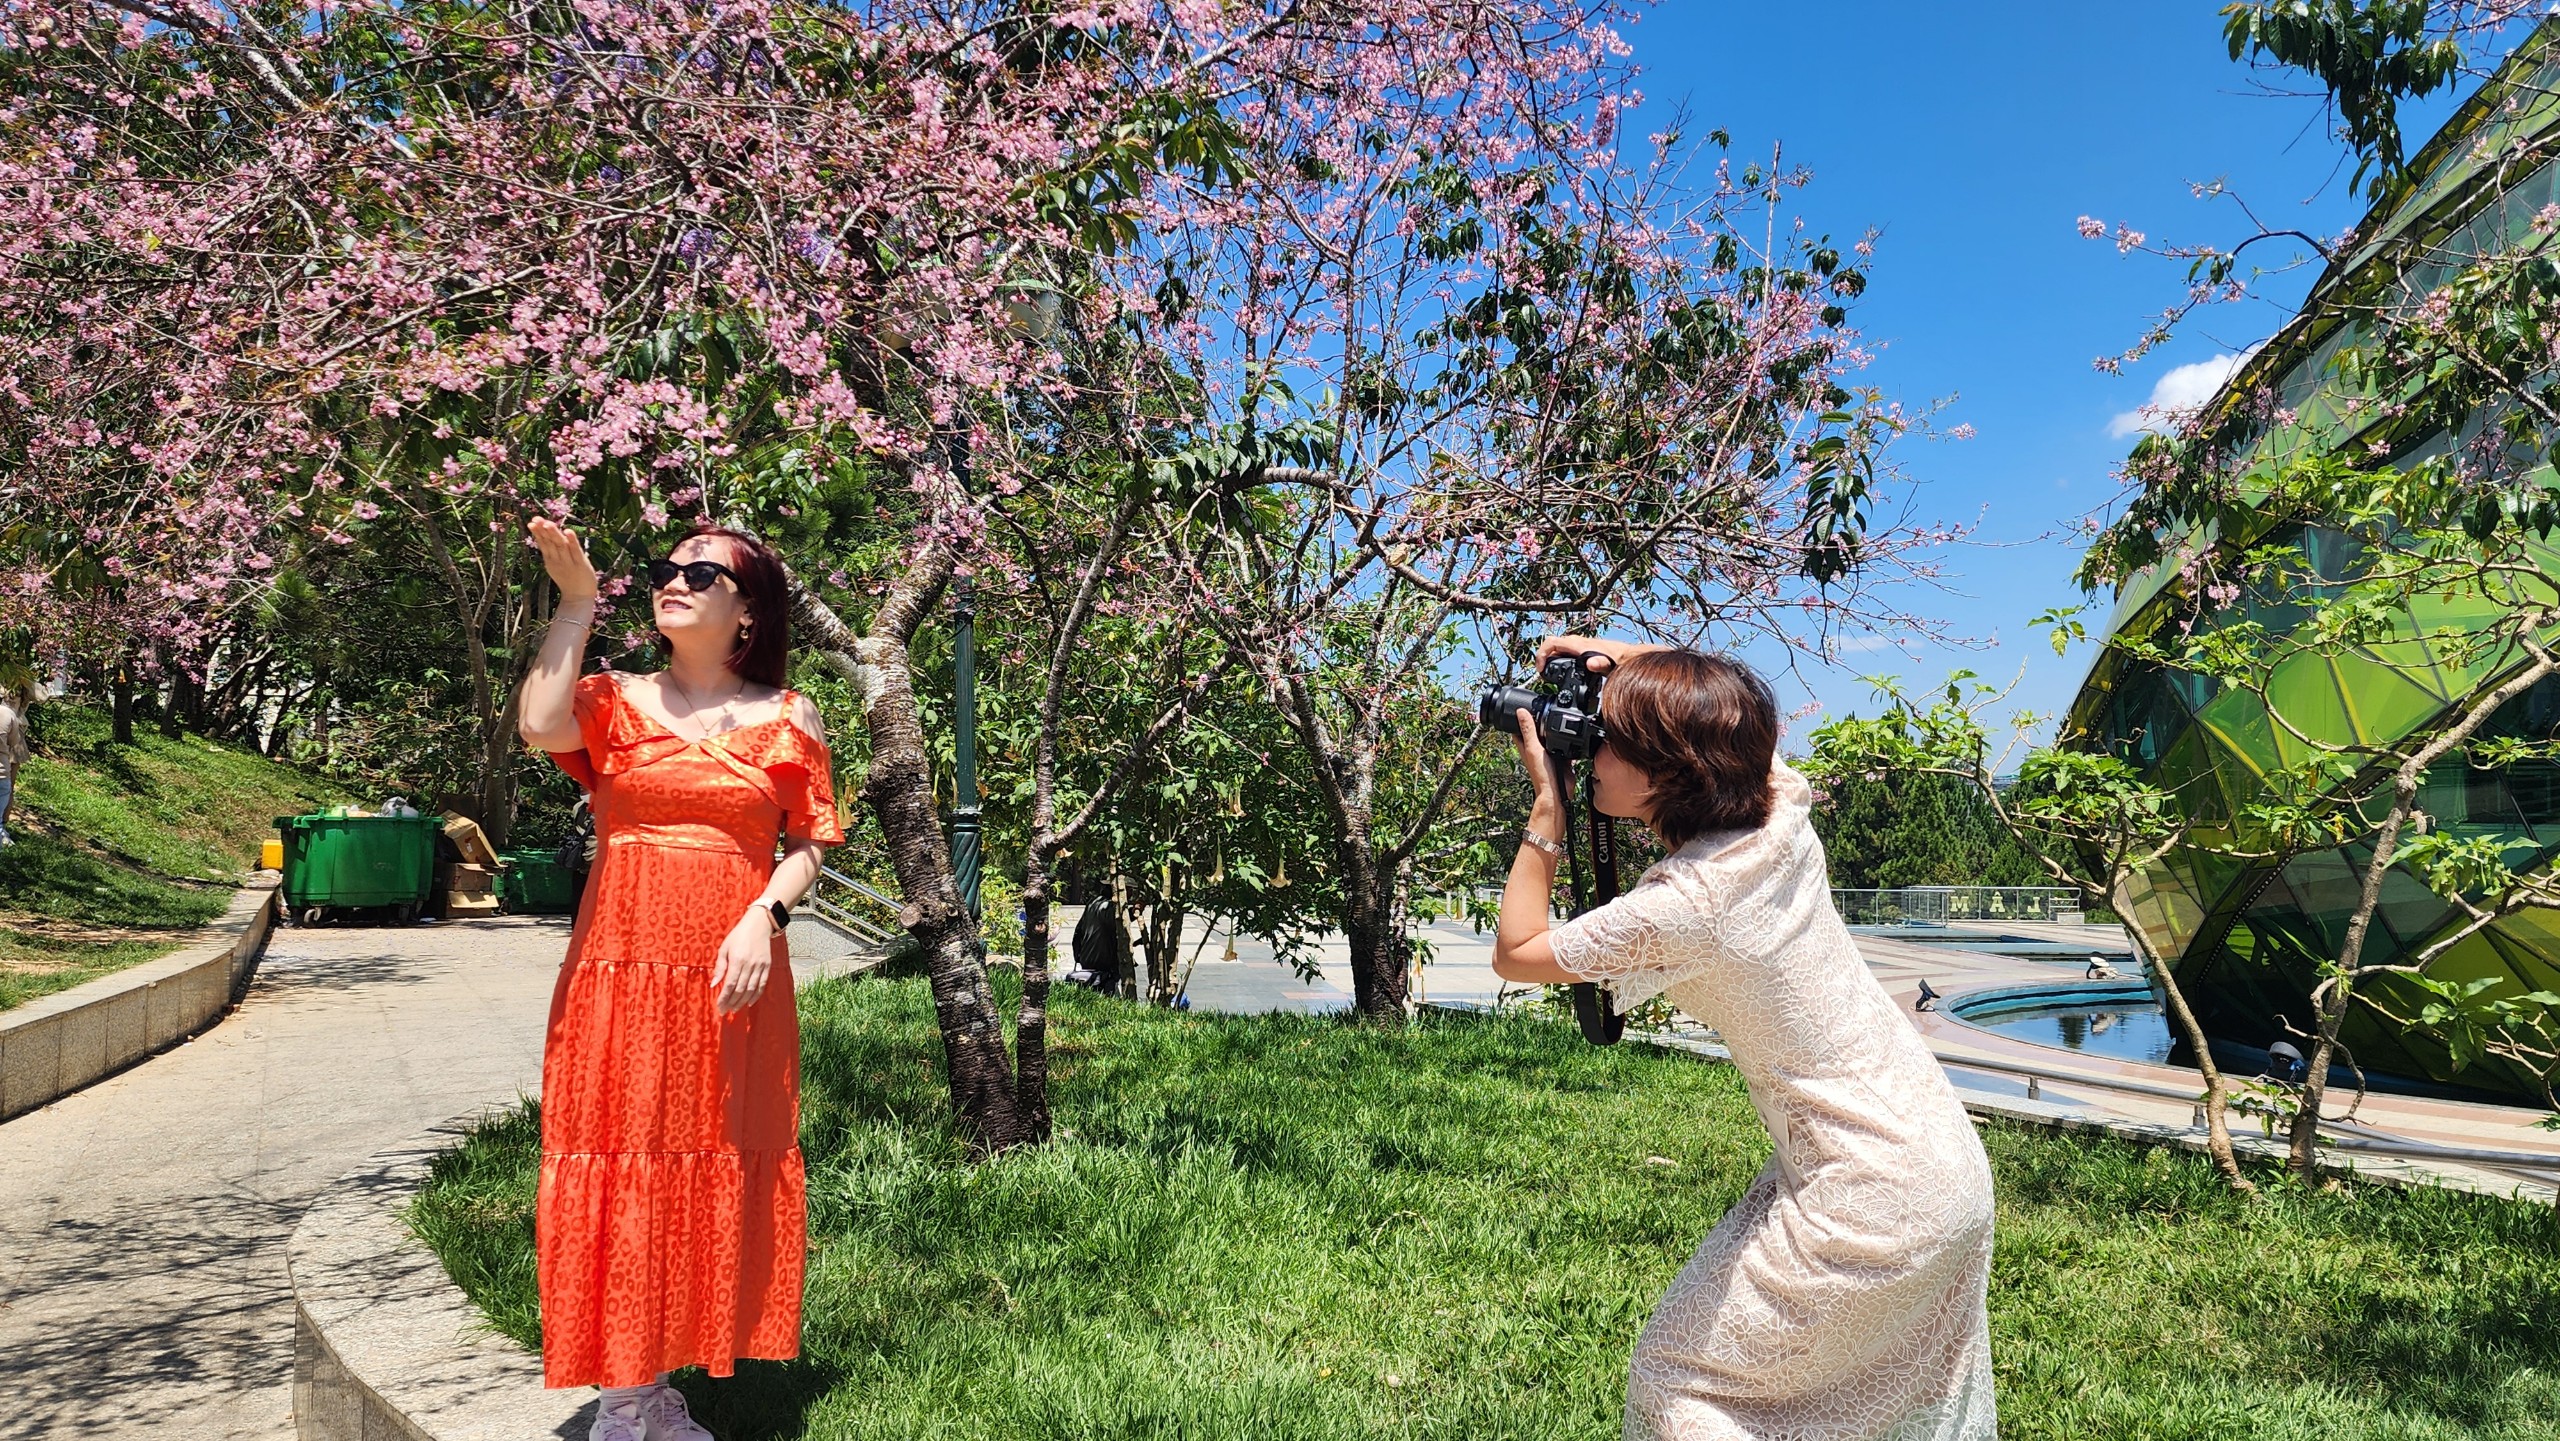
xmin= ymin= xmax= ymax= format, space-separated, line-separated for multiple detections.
xmin=1548 ymin=762 xmax=1998 ymax=1441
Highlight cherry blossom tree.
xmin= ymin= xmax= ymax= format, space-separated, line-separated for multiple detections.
xmin=8 ymin=0 xmax=1755 ymax=1144
xmin=1125 ymin=97 xmax=1953 ymax=1017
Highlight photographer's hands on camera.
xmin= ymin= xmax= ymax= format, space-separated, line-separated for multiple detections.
xmin=1510 ymin=635 xmax=1636 ymax=848
xmin=1488 ymin=635 xmax=1671 ymax=1043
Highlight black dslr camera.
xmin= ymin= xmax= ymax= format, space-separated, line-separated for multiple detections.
xmin=1478 ymin=653 xmax=1607 ymax=760
xmin=1479 ymin=652 xmax=1625 ymax=1047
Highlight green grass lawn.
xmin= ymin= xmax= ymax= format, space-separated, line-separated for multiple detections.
xmin=0 ymin=702 xmax=348 ymax=1008
xmin=414 ymin=980 xmax=2560 ymax=1441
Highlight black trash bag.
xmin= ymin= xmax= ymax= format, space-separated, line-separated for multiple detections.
xmin=1069 ymin=897 xmax=1128 ymax=993
xmin=555 ymin=797 xmax=596 ymax=877
xmin=556 ymin=797 xmax=596 ymax=919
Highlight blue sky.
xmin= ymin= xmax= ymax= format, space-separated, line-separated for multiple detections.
xmin=1621 ymin=3 xmax=2469 ymax=751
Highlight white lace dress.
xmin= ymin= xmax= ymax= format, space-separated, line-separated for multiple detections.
xmin=1548 ymin=761 xmax=1998 ymax=1441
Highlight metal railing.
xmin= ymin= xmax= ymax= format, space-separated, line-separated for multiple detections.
xmin=807 ymin=864 xmax=902 ymax=947
xmin=1831 ymin=887 xmax=2081 ymax=926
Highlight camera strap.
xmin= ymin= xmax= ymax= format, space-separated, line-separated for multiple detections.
xmin=1552 ymin=753 xmax=1626 ymax=1046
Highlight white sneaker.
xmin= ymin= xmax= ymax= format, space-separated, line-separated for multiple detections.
xmin=640 ymin=1383 xmax=716 ymax=1441
xmin=590 ymin=1388 xmax=647 ymax=1441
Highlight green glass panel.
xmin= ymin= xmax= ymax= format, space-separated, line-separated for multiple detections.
xmin=2410 ymin=930 xmax=2515 ymax=1000
xmin=2163 ymin=667 xmax=2220 ymax=715
xmin=2196 ymin=689 xmax=2280 ymax=776
xmin=2184 ymin=844 xmax=2244 ymax=912
xmin=2339 ymin=992 xmax=2441 ymax=1084
xmin=2404 ymin=585 xmax=2507 ymax=634
xmin=2302 ymin=525 xmax=2373 ymax=582
xmin=2123 ymin=861 xmax=2204 ymax=956
xmin=2416 ymin=759 xmax=2476 ymax=829
xmin=2487 ymin=910 xmax=2560 ymax=993
xmin=2480 ymin=928 xmax=2546 ymax=994
xmin=2266 ymin=654 xmax=2356 ymax=767
xmin=2278 ymin=849 xmax=2363 ymax=956
xmin=2103 ymin=664 xmax=2195 ymax=772
xmin=2460 ymin=769 xmax=2528 ymax=831
xmin=2336 ymin=842 xmax=2454 ymax=964
xmin=2332 ymin=654 xmax=2444 ymax=746
xmin=2153 ymin=729 xmax=2229 ymax=827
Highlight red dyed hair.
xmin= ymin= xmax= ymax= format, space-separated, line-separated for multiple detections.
xmin=655 ymin=522 xmax=792 ymax=689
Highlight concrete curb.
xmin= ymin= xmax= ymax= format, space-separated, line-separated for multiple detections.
xmin=1632 ymin=1030 xmax=2559 ymax=1205
xmin=0 ymin=879 xmax=279 ymax=1121
xmin=287 ymin=1113 xmax=592 ymax=1441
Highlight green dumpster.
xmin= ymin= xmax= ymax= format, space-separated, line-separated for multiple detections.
xmin=500 ymin=848 xmax=581 ymax=915
xmin=273 ymin=812 xmax=438 ymax=924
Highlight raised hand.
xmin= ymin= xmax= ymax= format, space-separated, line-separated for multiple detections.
xmin=1536 ymin=634 xmax=1659 ymax=671
xmin=527 ymin=516 xmax=600 ymax=603
xmin=1514 ymin=708 xmax=1564 ymax=810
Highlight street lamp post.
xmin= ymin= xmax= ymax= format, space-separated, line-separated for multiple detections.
xmin=947 ymin=433 xmax=983 ymax=922
xmin=917 ymin=278 xmax=1057 ymax=926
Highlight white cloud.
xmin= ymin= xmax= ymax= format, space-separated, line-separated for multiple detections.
xmin=2106 ymin=351 xmax=2253 ymax=438
xmin=1829 ymin=635 xmax=1896 ymax=655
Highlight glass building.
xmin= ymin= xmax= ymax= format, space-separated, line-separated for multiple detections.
xmin=2067 ymin=31 xmax=2560 ymax=1100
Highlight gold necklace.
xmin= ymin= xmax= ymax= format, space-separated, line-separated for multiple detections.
xmin=665 ymin=670 xmax=745 ymax=738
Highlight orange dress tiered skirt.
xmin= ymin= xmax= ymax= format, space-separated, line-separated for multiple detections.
xmin=538 ymin=671 xmax=843 ymax=1388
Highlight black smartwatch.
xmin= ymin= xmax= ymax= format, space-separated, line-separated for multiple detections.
xmin=765 ymin=899 xmax=790 ymax=933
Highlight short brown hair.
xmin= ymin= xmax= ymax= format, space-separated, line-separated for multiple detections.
xmin=1601 ymin=650 xmax=1779 ymax=849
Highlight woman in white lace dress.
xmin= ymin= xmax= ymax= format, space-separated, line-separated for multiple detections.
xmin=1491 ymin=637 xmax=1997 ymax=1441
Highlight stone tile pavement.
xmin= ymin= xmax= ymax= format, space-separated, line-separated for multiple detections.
xmin=0 ymin=916 xmax=567 ymax=1441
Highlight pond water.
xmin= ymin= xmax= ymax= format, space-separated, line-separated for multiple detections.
xmin=1968 ymin=1005 xmax=2177 ymax=1065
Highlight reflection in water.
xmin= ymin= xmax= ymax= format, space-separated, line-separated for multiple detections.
xmin=1974 ymin=1007 xmax=2176 ymax=1065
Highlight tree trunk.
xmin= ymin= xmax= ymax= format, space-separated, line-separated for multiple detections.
xmin=1139 ymin=884 xmax=1186 ymax=1007
xmin=1016 ymin=852 xmax=1056 ymax=1141
xmin=792 ymin=556 xmax=1038 ymax=1153
xmin=159 ymin=664 xmax=193 ymax=739
xmin=267 ymin=679 xmax=315 ymax=758
xmin=1339 ymin=823 xmax=1409 ymax=1022
xmin=416 ymin=497 xmax=512 ymax=840
xmin=111 ymin=654 xmax=134 ymax=745
xmin=476 ymin=625 xmax=541 ymax=848
xmin=2140 ymin=928 xmax=2256 ymax=1193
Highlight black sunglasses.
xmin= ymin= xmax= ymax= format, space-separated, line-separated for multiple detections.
xmin=647 ymin=558 xmax=741 ymax=593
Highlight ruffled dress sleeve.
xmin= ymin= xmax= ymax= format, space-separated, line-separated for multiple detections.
xmin=544 ymin=672 xmax=619 ymax=790
xmin=1546 ymin=859 xmax=1726 ymax=1016
xmin=768 ymin=712 xmax=846 ymax=845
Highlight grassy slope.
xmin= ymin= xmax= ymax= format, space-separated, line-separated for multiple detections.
xmin=0 ymin=703 xmax=349 ymax=1008
xmin=415 ymin=982 xmax=2560 ymax=1441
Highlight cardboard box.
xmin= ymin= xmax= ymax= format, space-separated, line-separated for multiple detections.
xmin=441 ymin=814 xmax=500 ymax=868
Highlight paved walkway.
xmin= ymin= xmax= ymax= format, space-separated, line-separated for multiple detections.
xmin=0 ymin=916 xmax=568 ymax=1441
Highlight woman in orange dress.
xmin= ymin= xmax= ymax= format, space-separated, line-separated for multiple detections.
xmin=518 ymin=516 xmax=843 ymax=1441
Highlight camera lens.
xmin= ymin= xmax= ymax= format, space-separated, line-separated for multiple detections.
xmin=1478 ymin=685 xmax=1541 ymax=735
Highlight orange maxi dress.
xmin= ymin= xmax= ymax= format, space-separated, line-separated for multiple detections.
xmin=537 ymin=670 xmax=844 ymax=1389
